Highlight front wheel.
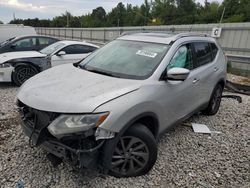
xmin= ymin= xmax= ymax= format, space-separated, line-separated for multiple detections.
xmin=108 ymin=124 xmax=157 ymax=177
xmin=12 ymin=65 xmax=38 ymax=86
xmin=202 ymin=84 xmax=223 ymax=115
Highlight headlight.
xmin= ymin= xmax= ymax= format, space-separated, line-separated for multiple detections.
xmin=48 ymin=112 xmax=109 ymax=136
xmin=0 ymin=63 xmax=11 ymax=68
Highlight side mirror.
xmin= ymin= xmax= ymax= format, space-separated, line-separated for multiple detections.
xmin=166 ymin=67 xmax=190 ymax=81
xmin=10 ymin=44 xmax=17 ymax=49
xmin=57 ymin=51 xmax=66 ymax=56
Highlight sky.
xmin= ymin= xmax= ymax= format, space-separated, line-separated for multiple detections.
xmin=0 ymin=0 xmax=223 ymax=23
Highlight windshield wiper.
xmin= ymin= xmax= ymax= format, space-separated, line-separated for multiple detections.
xmin=85 ymin=68 xmax=118 ymax=78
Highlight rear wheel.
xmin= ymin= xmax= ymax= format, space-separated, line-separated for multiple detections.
xmin=12 ymin=65 xmax=38 ymax=86
xmin=108 ymin=124 xmax=157 ymax=177
xmin=202 ymin=84 xmax=223 ymax=115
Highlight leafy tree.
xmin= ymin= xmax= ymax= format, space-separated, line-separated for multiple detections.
xmin=7 ymin=0 xmax=250 ymax=27
xmin=175 ymin=0 xmax=197 ymax=24
xmin=152 ymin=0 xmax=177 ymax=25
xmin=0 ymin=20 xmax=3 ymax=24
xmin=90 ymin=7 xmax=106 ymax=27
xmin=197 ymin=1 xmax=221 ymax=23
xmin=80 ymin=14 xmax=92 ymax=27
xmin=107 ymin=2 xmax=127 ymax=27
xmin=238 ymin=0 xmax=250 ymax=21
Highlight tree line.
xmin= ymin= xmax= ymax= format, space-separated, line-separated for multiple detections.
xmin=7 ymin=0 xmax=250 ymax=27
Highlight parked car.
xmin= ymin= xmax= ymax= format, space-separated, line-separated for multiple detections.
xmin=0 ymin=35 xmax=59 ymax=54
xmin=16 ymin=32 xmax=227 ymax=177
xmin=0 ymin=40 xmax=99 ymax=86
xmin=0 ymin=24 xmax=36 ymax=43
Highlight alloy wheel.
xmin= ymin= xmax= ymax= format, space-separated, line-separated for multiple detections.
xmin=16 ymin=67 xmax=37 ymax=84
xmin=111 ymin=136 xmax=149 ymax=176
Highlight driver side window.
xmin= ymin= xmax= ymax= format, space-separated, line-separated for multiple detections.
xmin=168 ymin=44 xmax=193 ymax=70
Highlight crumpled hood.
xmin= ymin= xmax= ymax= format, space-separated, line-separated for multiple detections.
xmin=17 ymin=64 xmax=141 ymax=113
xmin=0 ymin=51 xmax=46 ymax=64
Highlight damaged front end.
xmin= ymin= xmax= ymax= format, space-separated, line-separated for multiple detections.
xmin=17 ymin=100 xmax=115 ymax=170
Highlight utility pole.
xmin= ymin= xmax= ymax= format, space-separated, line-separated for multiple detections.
xmin=67 ymin=14 xmax=69 ymax=27
xmin=118 ymin=18 xmax=120 ymax=35
xmin=219 ymin=7 xmax=226 ymax=26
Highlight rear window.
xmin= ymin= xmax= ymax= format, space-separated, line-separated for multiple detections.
xmin=193 ymin=42 xmax=213 ymax=67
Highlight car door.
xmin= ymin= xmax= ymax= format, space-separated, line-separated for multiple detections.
xmin=158 ymin=43 xmax=203 ymax=130
xmin=11 ymin=37 xmax=37 ymax=51
xmin=51 ymin=45 xmax=94 ymax=67
xmin=192 ymin=42 xmax=217 ymax=105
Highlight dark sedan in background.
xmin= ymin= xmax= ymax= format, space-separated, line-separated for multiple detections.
xmin=0 ymin=35 xmax=59 ymax=54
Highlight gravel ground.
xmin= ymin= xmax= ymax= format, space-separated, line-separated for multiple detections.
xmin=0 ymin=83 xmax=249 ymax=188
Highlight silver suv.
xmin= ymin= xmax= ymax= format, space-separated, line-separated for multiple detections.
xmin=17 ymin=32 xmax=227 ymax=177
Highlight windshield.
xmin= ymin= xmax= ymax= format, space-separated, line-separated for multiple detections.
xmin=0 ymin=37 xmax=16 ymax=46
xmin=79 ymin=40 xmax=170 ymax=79
xmin=40 ymin=42 xmax=65 ymax=55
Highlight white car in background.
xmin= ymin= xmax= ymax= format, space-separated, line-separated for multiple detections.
xmin=0 ymin=40 xmax=99 ymax=86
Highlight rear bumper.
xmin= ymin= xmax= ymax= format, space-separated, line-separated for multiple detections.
xmin=0 ymin=66 xmax=13 ymax=82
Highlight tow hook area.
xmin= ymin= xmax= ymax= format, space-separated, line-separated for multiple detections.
xmin=43 ymin=138 xmax=105 ymax=169
xmin=46 ymin=153 xmax=63 ymax=167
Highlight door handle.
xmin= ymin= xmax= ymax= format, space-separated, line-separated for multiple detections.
xmin=193 ymin=78 xmax=200 ymax=84
xmin=214 ymin=67 xmax=219 ymax=72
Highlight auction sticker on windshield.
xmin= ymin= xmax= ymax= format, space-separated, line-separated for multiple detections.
xmin=136 ymin=50 xmax=157 ymax=58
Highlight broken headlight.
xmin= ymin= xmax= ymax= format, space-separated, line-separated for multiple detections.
xmin=48 ymin=112 xmax=109 ymax=136
xmin=0 ymin=63 xmax=11 ymax=68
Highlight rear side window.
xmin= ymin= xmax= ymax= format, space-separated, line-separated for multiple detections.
xmin=210 ymin=43 xmax=218 ymax=59
xmin=63 ymin=45 xmax=97 ymax=54
xmin=193 ymin=42 xmax=212 ymax=67
xmin=38 ymin=37 xmax=51 ymax=45
xmin=88 ymin=46 xmax=98 ymax=52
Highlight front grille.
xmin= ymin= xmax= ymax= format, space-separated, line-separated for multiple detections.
xmin=17 ymin=100 xmax=59 ymax=145
xmin=17 ymin=100 xmax=58 ymax=128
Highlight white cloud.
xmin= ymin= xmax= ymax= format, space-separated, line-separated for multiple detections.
xmin=0 ymin=0 xmax=47 ymax=12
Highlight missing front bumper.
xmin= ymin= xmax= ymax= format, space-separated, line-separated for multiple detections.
xmin=20 ymin=118 xmax=106 ymax=169
xmin=41 ymin=138 xmax=105 ymax=169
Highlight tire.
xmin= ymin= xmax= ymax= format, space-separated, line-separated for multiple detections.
xmin=12 ymin=65 xmax=38 ymax=86
xmin=108 ymin=124 xmax=157 ymax=177
xmin=202 ymin=84 xmax=223 ymax=115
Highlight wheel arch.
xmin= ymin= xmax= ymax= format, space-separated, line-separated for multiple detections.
xmin=10 ymin=61 xmax=40 ymax=85
xmin=101 ymin=112 xmax=159 ymax=173
xmin=117 ymin=112 xmax=160 ymax=140
xmin=11 ymin=61 xmax=40 ymax=72
xmin=217 ymin=78 xmax=226 ymax=89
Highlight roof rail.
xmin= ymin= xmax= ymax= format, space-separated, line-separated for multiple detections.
xmin=121 ymin=30 xmax=150 ymax=36
xmin=172 ymin=32 xmax=209 ymax=41
xmin=121 ymin=31 xmax=209 ymax=37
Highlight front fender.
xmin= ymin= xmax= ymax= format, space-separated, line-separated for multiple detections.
xmin=94 ymin=89 xmax=163 ymax=134
xmin=9 ymin=57 xmax=51 ymax=72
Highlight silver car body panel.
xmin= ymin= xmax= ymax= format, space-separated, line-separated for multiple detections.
xmin=17 ymin=34 xmax=227 ymax=136
xmin=17 ymin=64 xmax=142 ymax=113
